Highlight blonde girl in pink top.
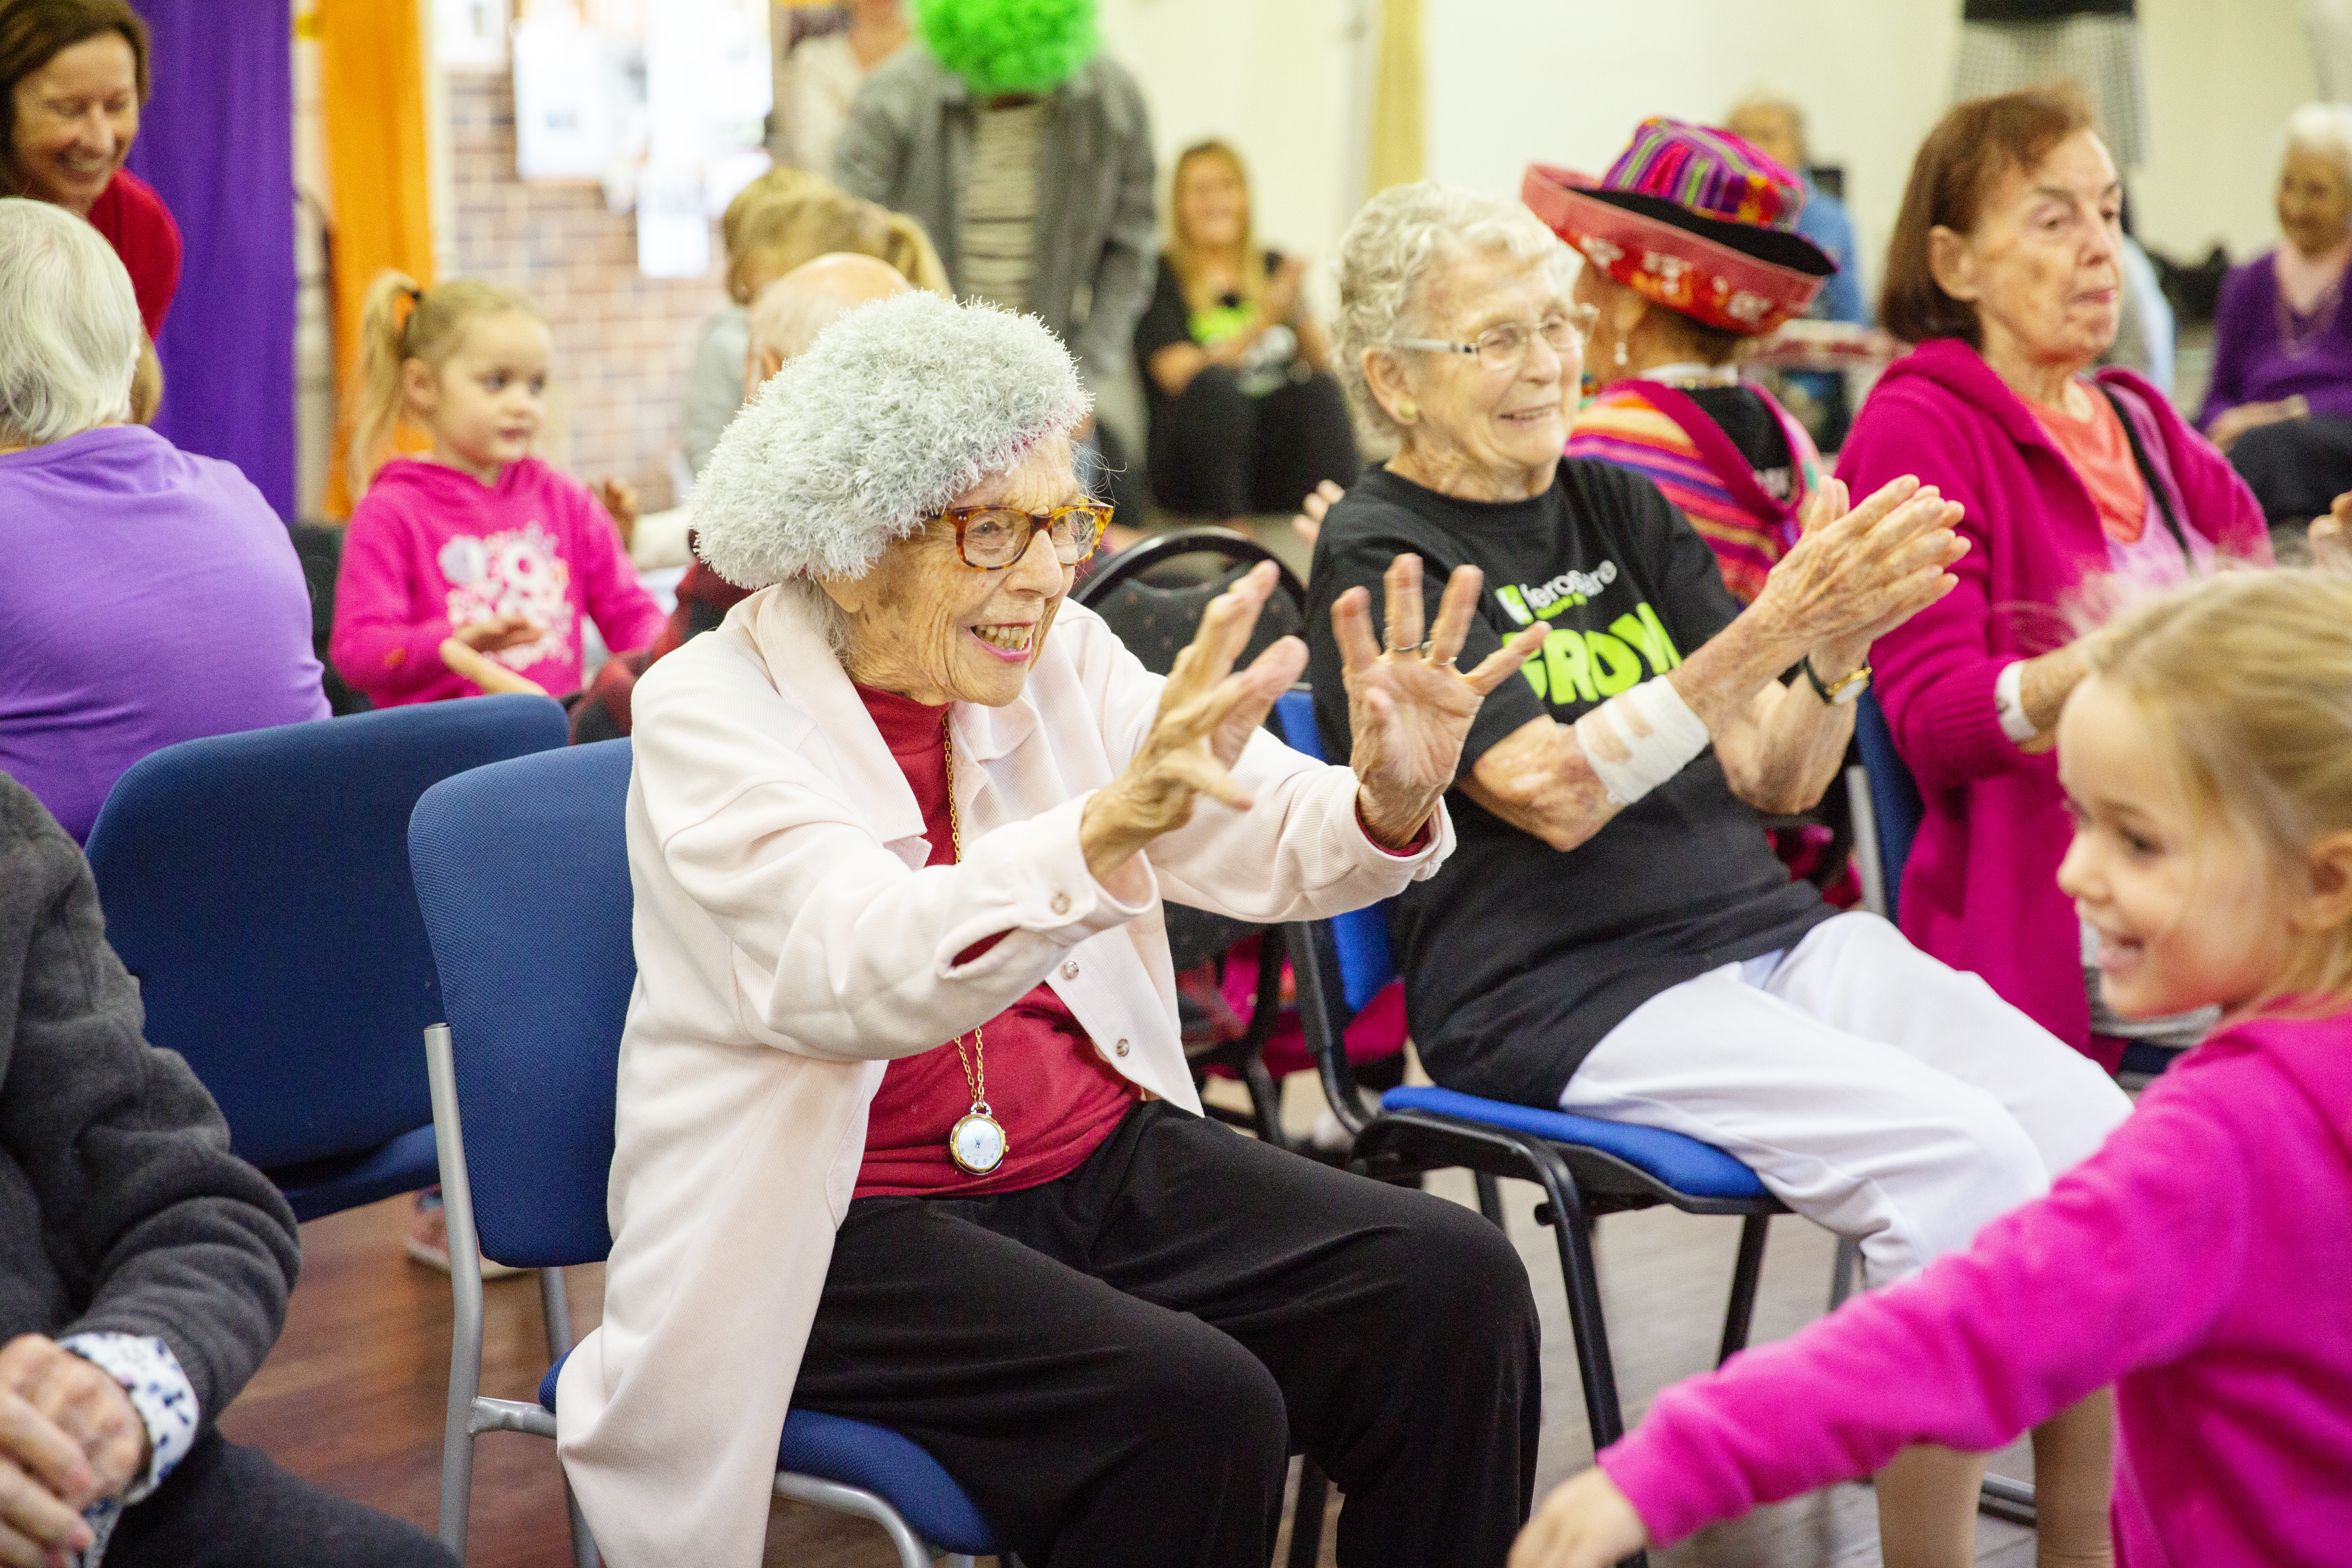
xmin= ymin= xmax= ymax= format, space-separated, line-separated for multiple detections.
xmin=330 ymin=271 xmax=662 ymax=707
xmin=1512 ymin=568 xmax=2352 ymax=1568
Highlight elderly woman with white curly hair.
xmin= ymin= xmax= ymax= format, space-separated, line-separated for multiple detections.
xmin=557 ymin=288 xmax=1552 ymax=1568
xmin=1301 ymin=180 xmax=2138 ymax=1563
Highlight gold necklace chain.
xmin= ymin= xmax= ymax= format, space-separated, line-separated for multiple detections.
xmin=942 ymin=712 xmax=987 ymax=1107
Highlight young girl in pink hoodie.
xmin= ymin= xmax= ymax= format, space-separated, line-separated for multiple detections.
xmin=331 ymin=271 xmax=664 ymax=706
xmin=1513 ymin=568 xmax=2352 ymax=1568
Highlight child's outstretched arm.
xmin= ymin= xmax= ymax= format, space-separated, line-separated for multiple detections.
xmin=1517 ymin=1083 xmax=2252 ymax=1564
xmin=570 ymin=483 xmax=666 ymax=657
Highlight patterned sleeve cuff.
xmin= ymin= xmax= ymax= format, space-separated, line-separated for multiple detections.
xmin=58 ymin=1333 xmax=198 ymax=1506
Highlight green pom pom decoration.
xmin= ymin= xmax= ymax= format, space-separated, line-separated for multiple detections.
xmin=915 ymin=0 xmax=1100 ymax=98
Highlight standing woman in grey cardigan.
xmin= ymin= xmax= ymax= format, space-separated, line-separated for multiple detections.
xmin=0 ymin=773 xmax=454 ymax=1567
xmin=831 ymin=0 xmax=1156 ymax=405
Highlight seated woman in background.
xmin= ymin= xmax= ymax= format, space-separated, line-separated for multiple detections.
xmin=1136 ymin=139 xmax=1358 ymax=522
xmin=2200 ymin=102 xmax=2352 ymax=548
xmin=1840 ymin=88 xmax=2267 ymax=1073
xmin=559 ymin=290 xmax=1544 ymax=1568
xmin=1540 ymin=118 xmax=1836 ymax=607
xmin=682 ymin=172 xmax=946 ymax=477
xmin=0 ymin=198 xmax=324 ymax=842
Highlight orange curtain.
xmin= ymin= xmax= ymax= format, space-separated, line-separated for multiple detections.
xmin=317 ymin=0 xmax=435 ymax=517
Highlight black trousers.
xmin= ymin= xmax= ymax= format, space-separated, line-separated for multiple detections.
xmin=1148 ymin=366 xmax=1361 ymax=519
xmin=105 ymin=1430 xmax=456 ymax=1567
xmin=795 ymin=1101 xmax=1541 ymax=1568
xmin=2226 ymin=411 xmax=2352 ymax=526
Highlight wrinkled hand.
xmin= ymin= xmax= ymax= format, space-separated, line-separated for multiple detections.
xmin=0 ymin=1335 xmax=148 ymax=1568
xmin=450 ymin=612 xmax=544 ymax=654
xmin=1334 ymin=554 xmax=1550 ymax=846
xmin=2314 ymin=491 xmax=2352 ymax=572
xmin=594 ymin=476 xmax=639 ymax=546
xmin=1752 ymin=475 xmax=1966 ymax=659
xmin=2207 ymin=396 xmax=2304 ymax=452
xmin=1265 ymin=255 xmax=1310 ymax=321
xmin=1079 ymin=561 xmax=1305 ymax=883
xmin=1508 ymin=1468 xmax=1651 ymax=1568
xmin=1292 ymin=479 xmax=1345 ymax=547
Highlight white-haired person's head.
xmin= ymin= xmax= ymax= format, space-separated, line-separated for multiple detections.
xmin=742 ymin=252 xmax=914 ymax=403
xmin=692 ymin=290 xmax=1107 ymax=702
xmin=1331 ymin=180 xmax=1579 ymax=490
xmin=0 ymin=196 xmax=140 ymax=450
xmin=2279 ymin=102 xmax=2352 ymax=262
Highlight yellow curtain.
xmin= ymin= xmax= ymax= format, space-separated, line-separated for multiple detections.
xmin=1367 ymin=0 xmax=1425 ymax=194
xmin=317 ymin=0 xmax=435 ymax=517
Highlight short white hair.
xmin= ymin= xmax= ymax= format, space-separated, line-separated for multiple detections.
xmin=692 ymin=290 xmax=1090 ymax=588
xmin=0 ymin=198 xmax=141 ymax=448
xmin=1332 ymin=180 xmax=1574 ymax=440
xmin=2284 ymin=102 xmax=2352 ymax=189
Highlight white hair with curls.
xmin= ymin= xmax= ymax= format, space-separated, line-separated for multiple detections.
xmin=0 ymin=198 xmax=142 ymax=449
xmin=2284 ymin=101 xmax=2352 ymax=190
xmin=1332 ymin=180 xmax=1574 ymax=441
xmin=692 ymin=290 xmax=1091 ymax=589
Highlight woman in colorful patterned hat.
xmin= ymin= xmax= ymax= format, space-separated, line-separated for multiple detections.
xmin=1532 ymin=118 xmax=1837 ymax=608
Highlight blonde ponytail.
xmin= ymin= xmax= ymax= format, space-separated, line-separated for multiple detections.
xmin=2089 ymin=568 xmax=2352 ymax=1011
xmin=346 ymin=270 xmax=546 ymax=494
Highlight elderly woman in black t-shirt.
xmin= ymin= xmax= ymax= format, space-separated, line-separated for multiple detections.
xmin=1302 ymin=179 xmax=2135 ymax=1564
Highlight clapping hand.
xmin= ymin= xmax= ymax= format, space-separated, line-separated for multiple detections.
xmin=594 ymin=477 xmax=639 ymax=549
xmin=1292 ymin=480 xmax=1345 ymax=547
xmin=0 ymin=1334 xmax=149 ymax=1568
xmin=1332 ymin=554 xmax=1550 ymax=846
xmin=1508 ymin=1468 xmax=1652 ymax=1568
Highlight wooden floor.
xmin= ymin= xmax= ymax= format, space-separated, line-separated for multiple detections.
xmin=217 ymin=1069 xmax=2036 ymax=1568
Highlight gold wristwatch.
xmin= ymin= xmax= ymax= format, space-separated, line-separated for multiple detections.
xmin=1803 ymin=657 xmax=1871 ymax=706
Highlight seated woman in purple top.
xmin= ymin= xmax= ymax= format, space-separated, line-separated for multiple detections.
xmin=2200 ymin=103 xmax=2352 ymax=543
xmin=0 ymin=198 xmax=325 ymax=840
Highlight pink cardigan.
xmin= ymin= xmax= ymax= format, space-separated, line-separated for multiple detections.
xmin=1837 ymin=341 xmax=2267 ymax=1058
xmin=1599 ymin=1011 xmax=2352 ymax=1566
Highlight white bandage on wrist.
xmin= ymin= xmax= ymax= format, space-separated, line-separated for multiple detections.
xmin=1574 ymin=675 xmax=1711 ymax=806
xmin=1993 ymin=661 xmax=2039 ymax=744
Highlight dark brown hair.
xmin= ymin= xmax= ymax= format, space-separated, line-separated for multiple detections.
xmin=1879 ymin=87 xmax=2095 ymax=347
xmin=0 ymin=0 xmax=151 ymax=192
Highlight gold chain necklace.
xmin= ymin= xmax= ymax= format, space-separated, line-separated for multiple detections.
xmin=941 ymin=712 xmax=1008 ymax=1175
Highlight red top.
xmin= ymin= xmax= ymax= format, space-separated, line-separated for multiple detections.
xmin=2029 ymin=390 xmax=2147 ymax=544
xmin=84 ymin=168 xmax=182 ymax=340
xmin=853 ymin=684 xmax=1137 ymax=1198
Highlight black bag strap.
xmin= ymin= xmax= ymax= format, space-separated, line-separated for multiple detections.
xmin=2096 ymin=382 xmax=2198 ymax=569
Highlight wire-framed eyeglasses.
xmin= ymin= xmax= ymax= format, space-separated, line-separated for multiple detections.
xmin=1392 ymin=304 xmax=1598 ymax=372
xmin=927 ymin=503 xmax=1114 ymax=569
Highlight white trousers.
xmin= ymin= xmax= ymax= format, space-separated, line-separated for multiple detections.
xmin=1561 ymin=913 xmax=2132 ymax=1287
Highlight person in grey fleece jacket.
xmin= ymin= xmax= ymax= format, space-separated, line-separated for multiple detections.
xmin=0 ymin=773 xmax=452 ymax=1567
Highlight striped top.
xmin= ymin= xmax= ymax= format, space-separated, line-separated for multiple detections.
xmin=958 ymin=99 xmax=1047 ymax=313
xmin=1566 ymin=383 xmax=1820 ymax=605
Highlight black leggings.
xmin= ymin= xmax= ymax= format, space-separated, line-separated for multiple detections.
xmin=106 ymin=1431 xmax=455 ymax=1567
xmin=2225 ymin=411 xmax=2352 ymax=527
xmin=1148 ymin=365 xmax=1362 ymax=518
xmin=794 ymin=1100 xmax=1541 ymax=1568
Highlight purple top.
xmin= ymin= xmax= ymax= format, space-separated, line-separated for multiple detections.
xmin=1838 ymin=340 xmax=2268 ymax=1056
xmin=2198 ymin=249 xmax=2352 ymax=428
xmin=0 ymin=427 xmax=328 ymax=841
xmin=1600 ymin=1011 xmax=2352 ymax=1566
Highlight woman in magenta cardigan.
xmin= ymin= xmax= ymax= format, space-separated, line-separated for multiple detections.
xmin=1839 ymin=89 xmax=2268 ymax=1071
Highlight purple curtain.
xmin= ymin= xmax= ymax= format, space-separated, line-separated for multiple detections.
xmin=127 ymin=0 xmax=296 ymax=517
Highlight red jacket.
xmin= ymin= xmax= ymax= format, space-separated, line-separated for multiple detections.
xmin=1837 ymin=339 xmax=2267 ymax=1058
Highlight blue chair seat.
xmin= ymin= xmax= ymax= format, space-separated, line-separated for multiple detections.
xmin=271 ymin=1123 xmax=443 ymax=1223
xmin=537 ymin=1352 xmax=998 ymax=1555
xmin=1379 ymin=1085 xmax=1771 ymax=1200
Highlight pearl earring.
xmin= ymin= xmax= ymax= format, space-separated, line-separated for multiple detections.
xmin=1396 ymin=401 xmax=1419 ymax=421
xmin=1613 ymin=339 xmax=1629 ymax=370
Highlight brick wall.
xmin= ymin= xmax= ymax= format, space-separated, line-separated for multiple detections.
xmin=444 ymin=71 xmax=727 ymax=511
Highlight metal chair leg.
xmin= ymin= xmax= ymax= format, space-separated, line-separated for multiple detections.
xmin=1716 ymin=1213 xmax=1771 ymax=1366
xmin=1473 ymin=1172 xmax=1507 ymax=1229
xmin=1828 ymin=1236 xmax=1863 ymax=1311
xmin=1287 ymin=1457 xmax=1330 ymax=1568
xmin=425 ymin=1025 xmax=484 ymax=1557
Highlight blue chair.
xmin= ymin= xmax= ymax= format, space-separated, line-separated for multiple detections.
xmin=408 ymin=741 xmax=1005 ymax=1568
xmin=1272 ymin=692 xmax=1781 ymax=1567
xmin=82 ymin=695 xmax=569 ymax=1220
